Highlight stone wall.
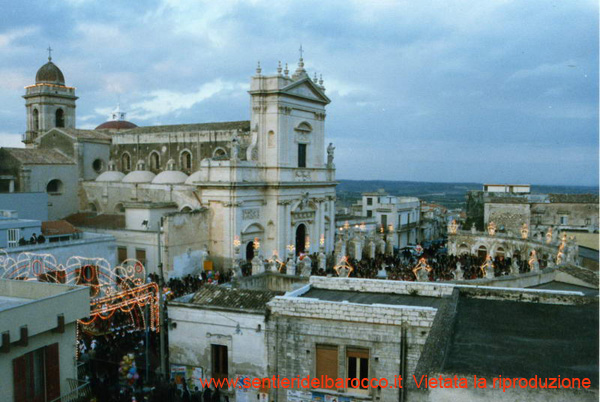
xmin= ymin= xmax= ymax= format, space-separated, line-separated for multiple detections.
xmin=309 ymin=276 xmax=455 ymax=297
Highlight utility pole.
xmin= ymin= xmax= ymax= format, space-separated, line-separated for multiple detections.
xmin=157 ymin=218 xmax=167 ymax=381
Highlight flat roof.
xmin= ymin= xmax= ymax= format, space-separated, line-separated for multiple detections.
xmin=442 ymin=296 xmax=599 ymax=387
xmin=299 ymin=288 xmax=442 ymax=308
xmin=528 ymin=281 xmax=599 ymax=296
xmin=0 ymin=295 xmax=30 ymax=312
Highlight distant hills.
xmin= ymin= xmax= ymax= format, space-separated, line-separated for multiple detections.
xmin=336 ymin=180 xmax=599 ymax=209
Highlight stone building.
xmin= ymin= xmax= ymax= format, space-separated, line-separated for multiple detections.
xmin=0 ymin=53 xmax=338 ymax=273
xmin=466 ymin=185 xmax=598 ymax=235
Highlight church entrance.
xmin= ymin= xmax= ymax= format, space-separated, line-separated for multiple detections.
xmin=246 ymin=242 xmax=254 ymax=261
xmin=295 ymin=224 xmax=306 ymax=256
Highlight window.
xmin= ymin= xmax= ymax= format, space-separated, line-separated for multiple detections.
xmin=92 ymin=159 xmax=104 ymax=173
xmin=298 ymin=144 xmax=307 ymax=168
xmin=347 ymin=348 xmax=369 ymax=390
xmin=7 ymin=228 xmax=19 ymax=248
xmin=367 ymin=198 xmax=373 ymax=206
xmin=366 ymin=210 xmax=372 ymax=218
xmin=381 ymin=214 xmax=388 ymax=228
xmin=118 ymin=247 xmax=127 ymax=264
xmin=316 ymin=345 xmax=338 ymax=381
xmin=46 ymin=179 xmax=63 ymax=194
xmin=149 ymin=152 xmax=160 ymax=172
xmin=211 ymin=344 xmax=228 ymax=382
xmin=122 ymin=153 xmax=131 ymax=172
xmin=33 ymin=109 xmax=39 ymax=132
xmin=55 ymin=109 xmax=64 ymax=127
xmin=135 ymin=249 xmax=147 ymax=267
xmin=13 ymin=343 xmax=60 ymax=402
xmin=560 ymin=216 xmax=568 ymax=225
xmin=181 ymin=151 xmax=192 ymax=171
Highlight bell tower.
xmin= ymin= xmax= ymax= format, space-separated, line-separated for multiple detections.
xmin=23 ymin=48 xmax=77 ymax=147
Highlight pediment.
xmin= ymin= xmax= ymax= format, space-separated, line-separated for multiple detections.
xmin=281 ymin=78 xmax=331 ymax=104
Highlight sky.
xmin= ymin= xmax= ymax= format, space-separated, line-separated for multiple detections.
xmin=0 ymin=0 xmax=598 ymax=186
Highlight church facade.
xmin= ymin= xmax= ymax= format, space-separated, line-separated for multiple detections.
xmin=0 ymin=55 xmax=338 ymax=270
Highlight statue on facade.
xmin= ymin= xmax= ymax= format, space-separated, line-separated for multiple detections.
xmin=301 ymin=255 xmax=312 ymax=277
xmin=546 ymin=227 xmax=553 ymax=244
xmin=454 ymin=261 xmax=464 ymax=280
xmin=471 ymin=224 xmax=477 ymax=234
xmin=231 ymin=134 xmax=240 ymax=161
xmin=510 ymin=258 xmax=520 ymax=275
xmin=318 ymin=250 xmax=326 ymax=271
xmin=528 ymin=250 xmax=540 ymax=272
xmin=286 ymin=257 xmax=296 ymax=275
xmin=268 ymin=253 xmax=279 ymax=272
xmin=327 ymin=143 xmax=335 ymax=168
xmin=251 ymin=253 xmax=264 ymax=275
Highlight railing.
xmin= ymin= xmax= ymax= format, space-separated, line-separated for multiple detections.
xmin=49 ymin=379 xmax=92 ymax=402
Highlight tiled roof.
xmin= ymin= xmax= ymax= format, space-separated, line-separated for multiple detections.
xmin=59 ymin=128 xmax=112 ymax=141
xmin=65 ymin=212 xmax=125 ymax=229
xmin=124 ymin=120 xmax=251 ymax=135
xmin=548 ymin=193 xmax=599 ymax=204
xmin=1 ymin=148 xmax=74 ymax=165
xmin=41 ymin=220 xmax=80 ymax=236
xmin=188 ymin=286 xmax=282 ymax=312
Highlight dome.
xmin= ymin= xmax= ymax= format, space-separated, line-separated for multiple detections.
xmin=185 ymin=171 xmax=205 ymax=185
xmin=95 ymin=120 xmax=138 ymax=130
xmin=152 ymin=171 xmax=188 ymax=184
xmin=122 ymin=171 xmax=156 ymax=183
xmin=96 ymin=171 xmax=125 ymax=182
xmin=36 ymin=60 xmax=65 ymax=85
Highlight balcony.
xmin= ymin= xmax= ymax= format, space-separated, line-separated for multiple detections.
xmin=50 ymin=379 xmax=92 ymax=402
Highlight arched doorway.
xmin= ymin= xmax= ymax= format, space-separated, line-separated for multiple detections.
xmin=477 ymin=245 xmax=487 ymax=259
xmin=246 ymin=242 xmax=254 ymax=261
xmin=295 ymin=224 xmax=306 ymax=256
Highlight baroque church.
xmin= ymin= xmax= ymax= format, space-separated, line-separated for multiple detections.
xmin=0 ymin=53 xmax=337 ymax=266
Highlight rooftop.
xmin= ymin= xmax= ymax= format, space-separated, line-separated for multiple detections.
xmin=41 ymin=220 xmax=80 ymax=236
xmin=300 ymin=288 xmax=442 ymax=308
xmin=123 ymin=120 xmax=251 ymax=135
xmin=65 ymin=212 xmax=126 ymax=230
xmin=442 ymin=295 xmax=599 ymax=387
xmin=1 ymin=148 xmax=74 ymax=165
xmin=178 ymin=286 xmax=283 ymax=313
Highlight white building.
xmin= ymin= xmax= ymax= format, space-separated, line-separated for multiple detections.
xmin=0 ymin=279 xmax=90 ymax=402
xmin=355 ymin=191 xmax=421 ymax=248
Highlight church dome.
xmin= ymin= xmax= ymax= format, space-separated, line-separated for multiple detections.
xmin=122 ymin=159 xmax=155 ymax=183
xmin=36 ymin=60 xmax=65 ymax=85
xmin=152 ymin=159 xmax=188 ymax=184
xmin=95 ymin=120 xmax=138 ymax=130
xmin=96 ymin=171 xmax=125 ymax=182
xmin=122 ymin=171 xmax=156 ymax=183
xmin=152 ymin=171 xmax=188 ymax=184
xmin=185 ymin=170 xmax=205 ymax=185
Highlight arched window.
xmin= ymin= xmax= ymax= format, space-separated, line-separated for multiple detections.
xmin=46 ymin=179 xmax=63 ymax=194
xmin=55 ymin=108 xmax=65 ymax=128
xmin=212 ymin=148 xmax=227 ymax=159
xmin=121 ymin=153 xmax=131 ymax=172
xmin=114 ymin=203 xmax=125 ymax=214
xmin=180 ymin=150 xmax=192 ymax=171
xmin=477 ymin=245 xmax=487 ymax=260
xmin=149 ymin=152 xmax=160 ymax=172
xmin=88 ymin=203 xmax=97 ymax=213
xmin=33 ymin=109 xmax=39 ymax=132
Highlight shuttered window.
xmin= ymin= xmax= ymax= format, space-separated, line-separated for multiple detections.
xmin=316 ymin=344 xmax=338 ymax=380
xmin=12 ymin=343 xmax=60 ymax=402
xmin=211 ymin=344 xmax=228 ymax=383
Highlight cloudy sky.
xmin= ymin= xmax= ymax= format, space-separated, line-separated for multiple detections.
xmin=1 ymin=0 xmax=598 ymax=186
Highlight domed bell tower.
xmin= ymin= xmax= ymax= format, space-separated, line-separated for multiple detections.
xmin=23 ymin=48 xmax=78 ymax=147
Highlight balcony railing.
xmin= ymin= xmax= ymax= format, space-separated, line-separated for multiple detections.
xmin=49 ymin=379 xmax=92 ymax=402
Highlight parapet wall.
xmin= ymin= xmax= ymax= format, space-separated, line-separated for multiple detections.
xmin=309 ymin=276 xmax=455 ymax=297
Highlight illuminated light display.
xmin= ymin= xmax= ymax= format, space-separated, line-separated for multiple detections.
xmin=520 ymin=223 xmax=529 ymax=239
xmin=546 ymin=228 xmax=553 ymax=244
xmin=487 ymin=222 xmax=497 ymax=236
xmin=528 ymin=250 xmax=539 ymax=270
xmin=344 ymin=221 xmax=350 ymax=230
xmin=556 ymin=234 xmax=566 ymax=265
xmin=233 ymin=236 xmax=241 ymax=248
xmin=0 ymin=249 xmax=160 ymax=333
xmin=305 ymin=236 xmax=310 ymax=251
xmin=333 ymin=256 xmax=354 ymax=277
xmin=319 ymin=234 xmax=325 ymax=247
xmin=448 ymin=220 xmax=458 ymax=235
xmin=412 ymin=257 xmax=432 ymax=281
xmin=480 ymin=255 xmax=494 ymax=277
